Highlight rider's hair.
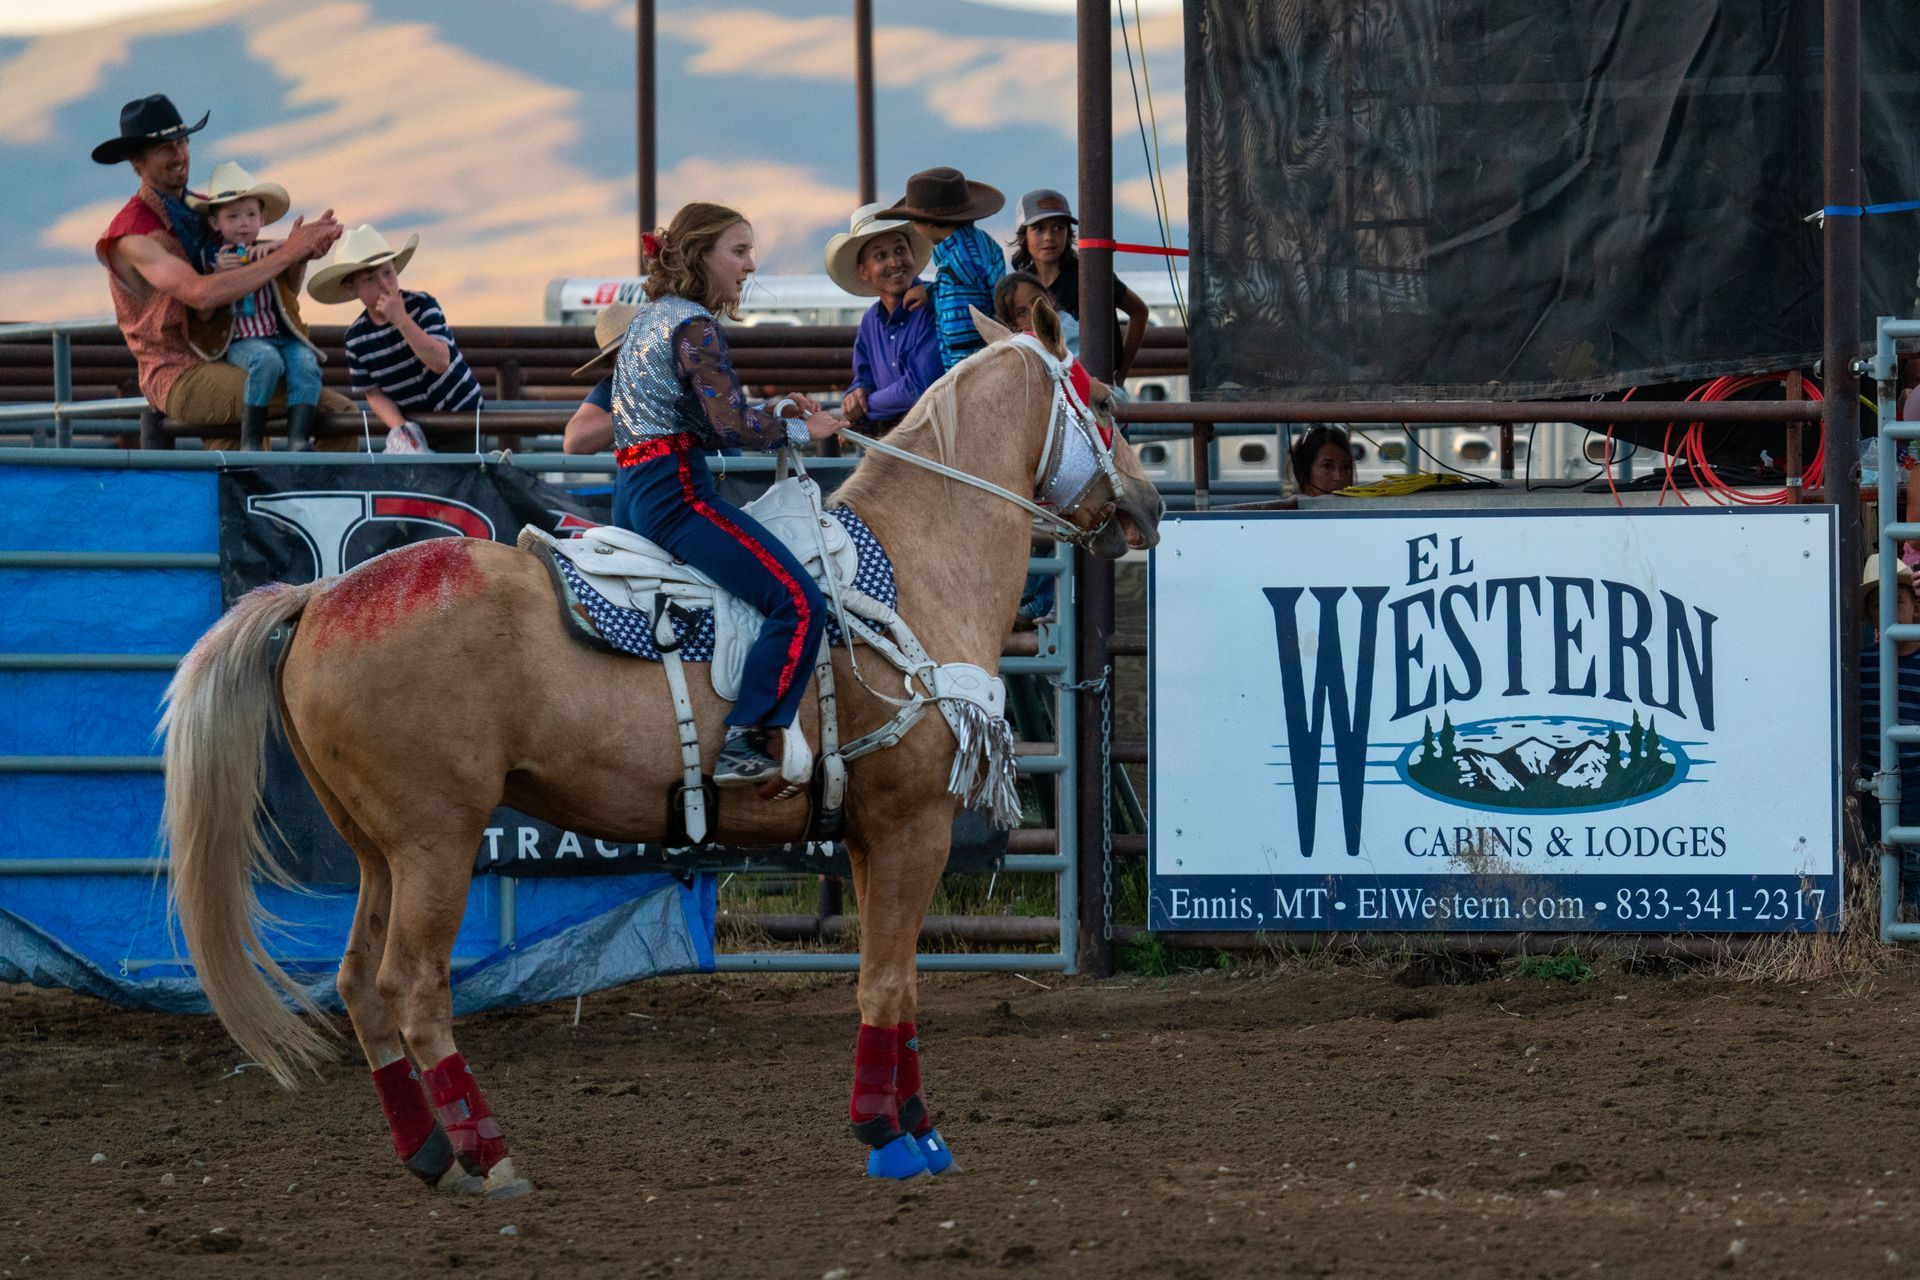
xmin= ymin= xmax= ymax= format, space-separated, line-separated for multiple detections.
xmin=644 ymin=203 xmax=749 ymax=319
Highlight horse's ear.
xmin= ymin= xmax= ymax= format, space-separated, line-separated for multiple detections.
xmin=971 ymin=304 xmax=1012 ymax=346
xmin=1030 ymin=295 xmax=1067 ymax=360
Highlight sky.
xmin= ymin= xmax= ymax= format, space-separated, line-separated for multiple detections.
xmin=0 ymin=0 xmax=1188 ymax=324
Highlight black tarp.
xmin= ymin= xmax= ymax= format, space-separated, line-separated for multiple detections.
xmin=1186 ymin=0 xmax=1920 ymax=401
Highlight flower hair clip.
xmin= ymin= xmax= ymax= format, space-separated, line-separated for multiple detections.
xmin=642 ymin=232 xmax=660 ymax=259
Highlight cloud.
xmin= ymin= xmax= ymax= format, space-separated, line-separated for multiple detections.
xmin=0 ymin=0 xmax=1186 ymax=325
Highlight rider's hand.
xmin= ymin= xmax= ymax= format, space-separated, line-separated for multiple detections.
xmin=804 ymin=410 xmax=845 ymax=441
xmin=903 ymin=283 xmax=930 ymax=312
xmin=213 ymin=244 xmax=248 ymax=272
xmin=788 ymin=393 xmax=822 ymax=415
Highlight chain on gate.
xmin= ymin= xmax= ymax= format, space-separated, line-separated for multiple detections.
xmin=1052 ymin=663 xmax=1115 ymax=941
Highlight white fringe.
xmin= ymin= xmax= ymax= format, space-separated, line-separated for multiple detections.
xmin=946 ymin=699 xmax=1023 ymax=829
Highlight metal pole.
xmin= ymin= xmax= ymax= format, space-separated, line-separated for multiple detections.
xmin=1074 ymin=0 xmax=1115 ymax=978
xmin=637 ymin=0 xmax=657 ymax=267
xmin=854 ymin=0 xmax=877 ymax=206
xmin=51 ymin=332 xmax=72 ymax=449
xmin=1825 ymin=0 xmax=1863 ymax=875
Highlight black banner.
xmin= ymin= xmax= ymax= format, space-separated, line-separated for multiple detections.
xmin=219 ymin=462 xmax=1007 ymax=881
xmin=1186 ymin=0 xmax=1920 ymax=401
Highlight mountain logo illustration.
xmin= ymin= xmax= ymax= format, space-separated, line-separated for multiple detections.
xmin=1397 ymin=712 xmax=1692 ymax=813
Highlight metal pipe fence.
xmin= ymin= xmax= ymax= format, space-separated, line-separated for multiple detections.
xmin=1873 ymin=315 xmax=1920 ymax=943
xmin=0 ymin=445 xmax=1083 ymax=975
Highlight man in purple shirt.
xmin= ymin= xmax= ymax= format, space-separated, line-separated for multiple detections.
xmin=825 ymin=204 xmax=941 ymax=434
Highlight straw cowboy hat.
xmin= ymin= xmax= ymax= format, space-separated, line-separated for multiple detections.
xmin=572 ymin=302 xmax=640 ymax=380
xmin=876 ymin=166 xmax=1005 ymax=226
xmin=307 ymin=225 xmax=420 ymax=305
xmin=1863 ymin=552 xmax=1915 ymax=601
xmin=91 ymin=94 xmax=208 ymax=165
xmin=185 ymin=161 xmax=290 ymax=224
xmin=823 ymin=203 xmax=933 ymax=297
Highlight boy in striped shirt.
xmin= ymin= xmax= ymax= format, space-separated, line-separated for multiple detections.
xmin=309 ymin=225 xmax=483 ymax=450
xmin=189 ymin=162 xmax=325 ymax=449
xmin=877 ymin=167 xmax=1007 ymax=370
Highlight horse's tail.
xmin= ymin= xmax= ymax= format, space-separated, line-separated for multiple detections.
xmin=161 ymin=580 xmax=335 ymax=1089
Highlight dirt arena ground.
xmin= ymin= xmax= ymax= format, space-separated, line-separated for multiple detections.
xmin=6 ymin=962 xmax=1920 ymax=1279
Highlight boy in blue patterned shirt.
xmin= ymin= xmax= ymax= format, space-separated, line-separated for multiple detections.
xmin=878 ymin=167 xmax=1007 ymax=370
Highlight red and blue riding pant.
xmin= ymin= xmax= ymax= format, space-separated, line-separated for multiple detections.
xmin=613 ymin=434 xmax=823 ymax=730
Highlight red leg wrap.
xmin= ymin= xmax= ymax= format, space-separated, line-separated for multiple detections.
xmin=894 ymin=1023 xmax=931 ymax=1136
xmin=848 ymin=1023 xmax=901 ymax=1141
xmin=420 ymin=1052 xmax=509 ymax=1174
xmin=370 ymin=1058 xmax=436 ymax=1160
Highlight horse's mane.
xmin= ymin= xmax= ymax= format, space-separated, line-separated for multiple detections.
xmin=829 ymin=342 xmax=1040 ymax=514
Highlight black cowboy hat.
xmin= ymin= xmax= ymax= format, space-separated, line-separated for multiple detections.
xmin=91 ymin=94 xmax=209 ymax=165
xmin=875 ymin=167 xmax=1005 ymax=226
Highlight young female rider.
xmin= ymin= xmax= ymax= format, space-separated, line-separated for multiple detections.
xmin=609 ymin=202 xmax=846 ymax=791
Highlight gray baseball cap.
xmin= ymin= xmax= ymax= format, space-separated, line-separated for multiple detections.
xmin=1014 ymin=188 xmax=1078 ymax=231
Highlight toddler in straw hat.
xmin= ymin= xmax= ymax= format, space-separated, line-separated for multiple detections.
xmin=186 ymin=160 xmax=326 ymax=449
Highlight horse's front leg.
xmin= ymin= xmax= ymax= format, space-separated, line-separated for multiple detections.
xmin=846 ymin=808 xmax=959 ymax=1179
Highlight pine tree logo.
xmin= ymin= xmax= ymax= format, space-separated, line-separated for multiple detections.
xmin=1400 ymin=713 xmax=1689 ymax=812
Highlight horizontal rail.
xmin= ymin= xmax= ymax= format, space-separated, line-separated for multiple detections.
xmin=0 ymin=755 xmax=163 ymax=773
xmin=1001 ymin=854 xmax=1069 ymax=872
xmin=0 ymin=551 xmax=218 ymax=569
xmin=0 ymin=858 xmax=167 ymax=874
xmin=721 ymin=911 xmax=1060 ymax=945
xmin=1115 ymin=399 xmax=1824 ymax=425
xmin=0 ymin=319 xmax=118 ymax=341
xmin=713 ymin=951 xmax=1068 ymax=972
xmin=0 ymin=397 xmax=146 ymax=424
xmin=0 ymin=653 xmax=185 ymax=671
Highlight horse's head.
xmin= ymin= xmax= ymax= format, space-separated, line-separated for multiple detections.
xmin=971 ymin=304 xmax=1165 ymax=559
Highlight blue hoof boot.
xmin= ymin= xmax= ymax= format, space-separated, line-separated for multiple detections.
xmin=916 ymin=1128 xmax=958 ymax=1175
xmin=865 ymin=1133 xmax=929 ymax=1180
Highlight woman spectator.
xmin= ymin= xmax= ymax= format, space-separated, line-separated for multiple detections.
xmin=1291 ymin=426 xmax=1356 ymax=496
xmin=1009 ymin=188 xmax=1148 ymax=381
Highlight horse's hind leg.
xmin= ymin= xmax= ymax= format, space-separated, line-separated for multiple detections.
xmin=284 ymin=714 xmax=479 ymax=1193
xmin=336 ymin=837 xmax=481 ymax=1194
xmin=379 ymin=834 xmax=533 ymax=1198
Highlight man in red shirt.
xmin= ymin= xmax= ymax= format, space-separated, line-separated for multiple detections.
xmin=92 ymin=95 xmax=349 ymax=448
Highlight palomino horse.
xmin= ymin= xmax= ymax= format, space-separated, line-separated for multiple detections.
xmin=161 ymin=304 xmax=1163 ymax=1193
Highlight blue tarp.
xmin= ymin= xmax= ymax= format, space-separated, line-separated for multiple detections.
xmin=0 ymin=461 xmax=715 ymax=1012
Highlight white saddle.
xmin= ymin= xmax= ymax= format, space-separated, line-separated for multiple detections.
xmin=530 ymin=475 xmax=858 ymax=701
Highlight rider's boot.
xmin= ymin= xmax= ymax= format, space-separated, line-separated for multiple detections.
xmin=239 ymin=402 xmax=270 ymax=452
xmin=713 ymin=727 xmax=783 ymax=789
xmin=286 ymin=402 xmax=317 ymax=452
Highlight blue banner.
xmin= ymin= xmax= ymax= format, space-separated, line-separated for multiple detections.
xmin=0 ymin=461 xmax=715 ymax=1011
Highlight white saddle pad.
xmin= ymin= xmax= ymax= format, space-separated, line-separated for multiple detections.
xmin=523 ymin=476 xmax=869 ymax=701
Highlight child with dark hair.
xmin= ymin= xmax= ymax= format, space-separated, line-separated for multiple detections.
xmin=1009 ymin=188 xmax=1148 ymax=380
xmin=1291 ymin=425 xmax=1356 ymax=496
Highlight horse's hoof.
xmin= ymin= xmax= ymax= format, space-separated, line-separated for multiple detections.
xmin=433 ymin=1164 xmax=485 ymax=1196
xmin=917 ymin=1128 xmax=959 ymax=1176
xmin=865 ymin=1133 xmax=929 ymax=1180
xmin=483 ymin=1157 xmax=534 ymax=1198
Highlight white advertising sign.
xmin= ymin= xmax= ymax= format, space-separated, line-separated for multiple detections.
xmin=1149 ymin=508 xmax=1840 ymax=933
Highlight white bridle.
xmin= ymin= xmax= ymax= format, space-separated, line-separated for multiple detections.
xmin=837 ymin=333 xmax=1128 ymax=548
